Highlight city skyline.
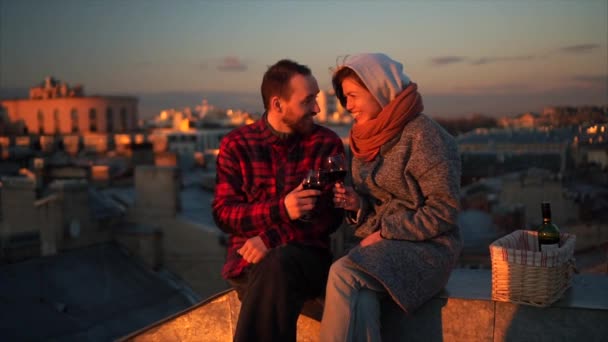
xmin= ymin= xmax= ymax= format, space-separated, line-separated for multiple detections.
xmin=1 ymin=0 xmax=607 ymax=118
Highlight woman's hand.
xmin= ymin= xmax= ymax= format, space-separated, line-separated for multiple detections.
xmin=333 ymin=183 xmax=360 ymax=212
xmin=360 ymin=231 xmax=383 ymax=247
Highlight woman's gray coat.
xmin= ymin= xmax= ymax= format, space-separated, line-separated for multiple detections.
xmin=347 ymin=113 xmax=462 ymax=313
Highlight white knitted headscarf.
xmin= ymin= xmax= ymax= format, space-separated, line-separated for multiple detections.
xmin=341 ymin=53 xmax=410 ymax=108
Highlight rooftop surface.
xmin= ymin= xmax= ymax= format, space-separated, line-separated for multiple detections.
xmin=0 ymin=243 xmax=198 ymax=341
xmin=102 ymin=170 xmax=220 ymax=233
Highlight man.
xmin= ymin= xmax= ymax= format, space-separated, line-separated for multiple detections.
xmin=212 ymin=59 xmax=344 ymax=342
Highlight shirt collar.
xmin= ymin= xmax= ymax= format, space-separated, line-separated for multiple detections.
xmin=259 ymin=112 xmax=301 ymax=147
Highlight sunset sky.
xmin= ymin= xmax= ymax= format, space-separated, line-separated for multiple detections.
xmin=1 ymin=0 xmax=606 ymax=118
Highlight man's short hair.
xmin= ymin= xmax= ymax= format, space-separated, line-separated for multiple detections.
xmin=261 ymin=59 xmax=312 ymax=110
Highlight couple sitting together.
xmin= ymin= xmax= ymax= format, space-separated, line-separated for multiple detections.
xmin=212 ymin=53 xmax=462 ymax=342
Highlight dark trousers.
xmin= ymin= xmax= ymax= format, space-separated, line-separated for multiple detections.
xmin=228 ymin=244 xmax=332 ymax=342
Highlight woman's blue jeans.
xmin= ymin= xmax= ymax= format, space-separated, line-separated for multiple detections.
xmin=320 ymin=255 xmax=386 ymax=342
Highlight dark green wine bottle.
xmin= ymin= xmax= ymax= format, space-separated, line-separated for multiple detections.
xmin=537 ymin=202 xmax=560 ymax=252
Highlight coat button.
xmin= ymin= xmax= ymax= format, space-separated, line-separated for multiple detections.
xmin=375 ymin=199 xmax=382 ymax=206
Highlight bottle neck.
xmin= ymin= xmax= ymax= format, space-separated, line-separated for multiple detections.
xmin=541 ymin=202 xmax=552 ymax=224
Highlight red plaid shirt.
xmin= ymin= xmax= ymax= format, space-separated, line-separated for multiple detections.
xmin=212 ymin=116 xmax=345 ymax=279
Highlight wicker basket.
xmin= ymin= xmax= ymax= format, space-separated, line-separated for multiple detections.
xmin=490 ymin=230 xmax=576 ymax=307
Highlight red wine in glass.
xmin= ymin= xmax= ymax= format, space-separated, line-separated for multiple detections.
xmin=300 ymin=169 xmax=326 ymax=221
xmin=302 ymin=169 xmax=326 ymax=190
xmin=327 ymin=170 xmax=347 ymax=183
xmin=324 ymin=154 xmax=347 ymax=184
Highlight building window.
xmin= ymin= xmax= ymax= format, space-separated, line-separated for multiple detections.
xmin=71 ymin=108 xmax=79 ymax=133
xmin=106 ymin=108 xmax=114 ymax=133
xmin=120 ymin=107 xmax=128 ymax=132
xmin=37 ymin=110 xmax=44 ymax=135
xmin=53 ymin=109 xmax=60 ymax=134
xmin=89 ymin=108 xmax=97 ymax=132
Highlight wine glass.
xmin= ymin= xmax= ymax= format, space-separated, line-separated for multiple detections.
xmin=300 ymin=169 xmax=326 ymax=221
xmin=324 ymin=154 xmax=347 ymax=185
xmin=323 ymin=154 xmax=347 ymax=209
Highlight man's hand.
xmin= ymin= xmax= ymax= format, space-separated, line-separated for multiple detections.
xmin=360 ymin=231 xmax=383 ymax=247
xmin=284 ymin=183 xmax=321 ymax=220
xmin=237 ymin=236 xmax=269 ymax=264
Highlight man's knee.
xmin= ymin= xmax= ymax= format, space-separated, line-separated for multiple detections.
xmin=251 ymin=245 xmax=309 ymax=284
xmin=252 ymin=247 xmax=288 ymax=280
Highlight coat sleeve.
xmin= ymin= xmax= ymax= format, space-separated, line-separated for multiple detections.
xmin=379 ymin=159 xmax=461 ymax=240
xmin=379 ymin=134 xmax=461 ymax=241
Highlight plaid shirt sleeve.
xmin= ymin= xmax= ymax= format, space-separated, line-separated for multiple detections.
xmin=212 ymin=136 xmax=293 ymax=243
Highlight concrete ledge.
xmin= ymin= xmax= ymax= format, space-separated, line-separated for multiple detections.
xmin=382 ymin=269 xmax=608 ymax=341
xmin=119 ymin=269 xmax=608 ymax=341
xmin=445 ymin=269 xmax=608 ymax=310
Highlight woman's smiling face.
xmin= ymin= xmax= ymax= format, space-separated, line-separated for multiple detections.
xmin=341 ymin=77 xmax=382 ymax=125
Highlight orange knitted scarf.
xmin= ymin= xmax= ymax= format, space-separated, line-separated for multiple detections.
xmin=349 ymin=82 xmax=424 ymax=162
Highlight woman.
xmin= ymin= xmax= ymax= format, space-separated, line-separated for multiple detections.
xmin=319 ymin=53 xmax=462 ymax=341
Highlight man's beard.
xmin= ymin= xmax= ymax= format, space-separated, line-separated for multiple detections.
xmin=282 ymin=109 xmax=314 ymax=135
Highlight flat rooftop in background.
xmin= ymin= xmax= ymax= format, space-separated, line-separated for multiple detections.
xmin=0 ymin=243 xmax=198 ymax=341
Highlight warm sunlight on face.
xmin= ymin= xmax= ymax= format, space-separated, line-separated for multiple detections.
xmin=341 ymin=78 xmax=382 ymax=125
xmin=280 ymin=74 xmax=320 ymax=134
